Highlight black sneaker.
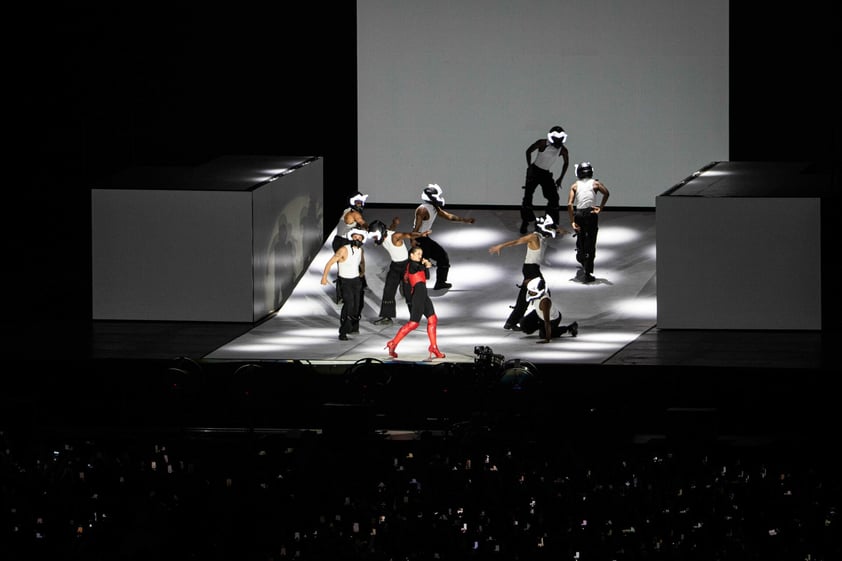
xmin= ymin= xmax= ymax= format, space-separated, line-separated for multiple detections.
xmin=433 ymin=282 xmax=452 ymax=290
xmin=503 ymin=323 xmax=522 ymax=331
xmin=583 ymin=274 xmax=595 ymax=283
xmin=373 ymin=317 xmax=393 ymax=326
xmin=568 ymin=322 xmax=578 ymax=337
xmin=339 ymin=334 xmax=349 ymax=341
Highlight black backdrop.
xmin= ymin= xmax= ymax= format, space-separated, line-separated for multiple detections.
xmin=7 ymin=3 xmax=838 ymax=332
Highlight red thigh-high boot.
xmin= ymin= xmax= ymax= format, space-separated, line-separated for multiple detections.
xmin=426 ymin=314 xmax=445 ymax=359
xmin=385 ymin=321 xmax=419 ymax=358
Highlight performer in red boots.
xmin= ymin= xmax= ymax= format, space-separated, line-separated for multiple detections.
xmin=385 ymin=245 xmax=445 ymax=360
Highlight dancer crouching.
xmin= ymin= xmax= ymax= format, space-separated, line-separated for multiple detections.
xmin=385 ymin=246 xmax=445 ymax=360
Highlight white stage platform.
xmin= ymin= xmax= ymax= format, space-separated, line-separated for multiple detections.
xmin=206 ymin=208 xmax=658 ymax=366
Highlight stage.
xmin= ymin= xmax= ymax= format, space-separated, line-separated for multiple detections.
xmin=78 ymin=205 xmax=828 ymax=372
xmin=1 ymin=207 xmax=831 ymax=437
xmin=204 ymin=207 xmax=658 ymax=367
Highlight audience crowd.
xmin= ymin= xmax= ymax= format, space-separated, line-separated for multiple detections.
xmin=1 ymin=424 xmax=839 ymax=560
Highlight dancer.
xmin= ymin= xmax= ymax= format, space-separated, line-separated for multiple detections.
xmin=385 ymin=245 xmax=445 ymax=360
xmin=332 ymin=191 xmax=369 ymax=252
xmin=321 ymin=229 xmax=368 ymax=340
xmin=368 ymin=217 xmax=430 ymax=326
xmin=489 ymin=215 xmax=568 ymax=330
xmin=412 ymin=183 xmax=475 ymax=290
xmin=330 ymin=191 xmax=370 ymax=305
xmin=519 ymin=277 xmax=578 ymax=343
xmin=567 ymin=162 xmax=610 ymax=283
xmin=520 ymin=125 xmax=570 ymax=233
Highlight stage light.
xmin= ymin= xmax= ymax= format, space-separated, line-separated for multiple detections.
xmin=345 ymin=357 xmax=391 ymax=400
xmin=165 ymin=355 xmax=203 ymax=394
xmin=233 ymin=363 xmax=263 ymax=398
xmin=474 ymin=345 xmax=504 ymax=369
xmin=498 ymin=358 xmax=538 ymax=392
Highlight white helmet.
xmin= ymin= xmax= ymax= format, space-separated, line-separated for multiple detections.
xmin=347 ymin=228 xmax=368 ymax=240
xmin=535 ymin=215 xmax=557 ymax=238
xmin=547 ymin=126 xmax=568 ymax=146
xmin=346 ymin=228 xmax=368 ymax=247
xmin=421 ymin=183 xmax=445 ymax=207
xmin=349 ymin=192 xmax=369 ymax=209
xmin=526 ymin=277 xmax=547 ymax=302
xmin=367 ymin=219 xmax=388 ymax=246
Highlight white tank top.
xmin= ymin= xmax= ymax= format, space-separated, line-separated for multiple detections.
xmin=573 ymin=178 xmax=597 ymax=209
xmin=527 ymin=294 xmax=561 ymax=322
xmin=383 ymin=230 xmax=409 ymax=262
xmin=417 ymin=202 xmax=437 ymax=232
xmin=524 ymin=235 xmax=545 ymax=265
xmin=533 ymin=143 xmax=562 ymax=171
xmin=337 ymin=246 xmax=363 ymax=279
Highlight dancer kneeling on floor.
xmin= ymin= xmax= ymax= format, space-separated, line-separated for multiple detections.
xmin=489 ymin=214 xmax=567 ymax=331
xmin=519 ymin=277 xmax=578 ymax=343
xmin=385 ymin=246 xmax=445 ymax=360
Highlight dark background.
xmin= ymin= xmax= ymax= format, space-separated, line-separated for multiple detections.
xmin=7 ymin=3 xmax=838 ymax=336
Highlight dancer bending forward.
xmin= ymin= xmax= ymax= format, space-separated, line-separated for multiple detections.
xmin=385 ymin=246 xmax=445 ymax=360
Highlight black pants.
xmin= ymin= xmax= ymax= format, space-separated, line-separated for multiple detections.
xmin=332 ymin=244 xmax=367 ymax=303
xmin=574 ymin=207 xmax=599 ymax=274
xmin=414 ymin=237 xmax=450 ymax=287
xmin=338 ymin=276 xmax=363 ymax=335
xmin=521 ymin=165 xmax=560 ymax=226
xmin=520 ymin=310 xmax=568 ymax=339
xmin=379 ymin=259 xmax=410 ymax=318
xmin=506 ymin=264 xmax=542 ymax=327
xmin=408 ymin=284 xmax=436 ymax=322
xmin=331 ymin=235 xmax=349 ymax=253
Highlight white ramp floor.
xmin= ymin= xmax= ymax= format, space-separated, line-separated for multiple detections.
xmin=206 ymin=208 xmax=657 ymax=366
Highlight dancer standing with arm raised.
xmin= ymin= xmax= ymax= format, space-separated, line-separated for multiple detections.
xmin=412 ymin=183 xmax=475 ymax=291
xmin=332 ymin=191 xmax=370 ymax=252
